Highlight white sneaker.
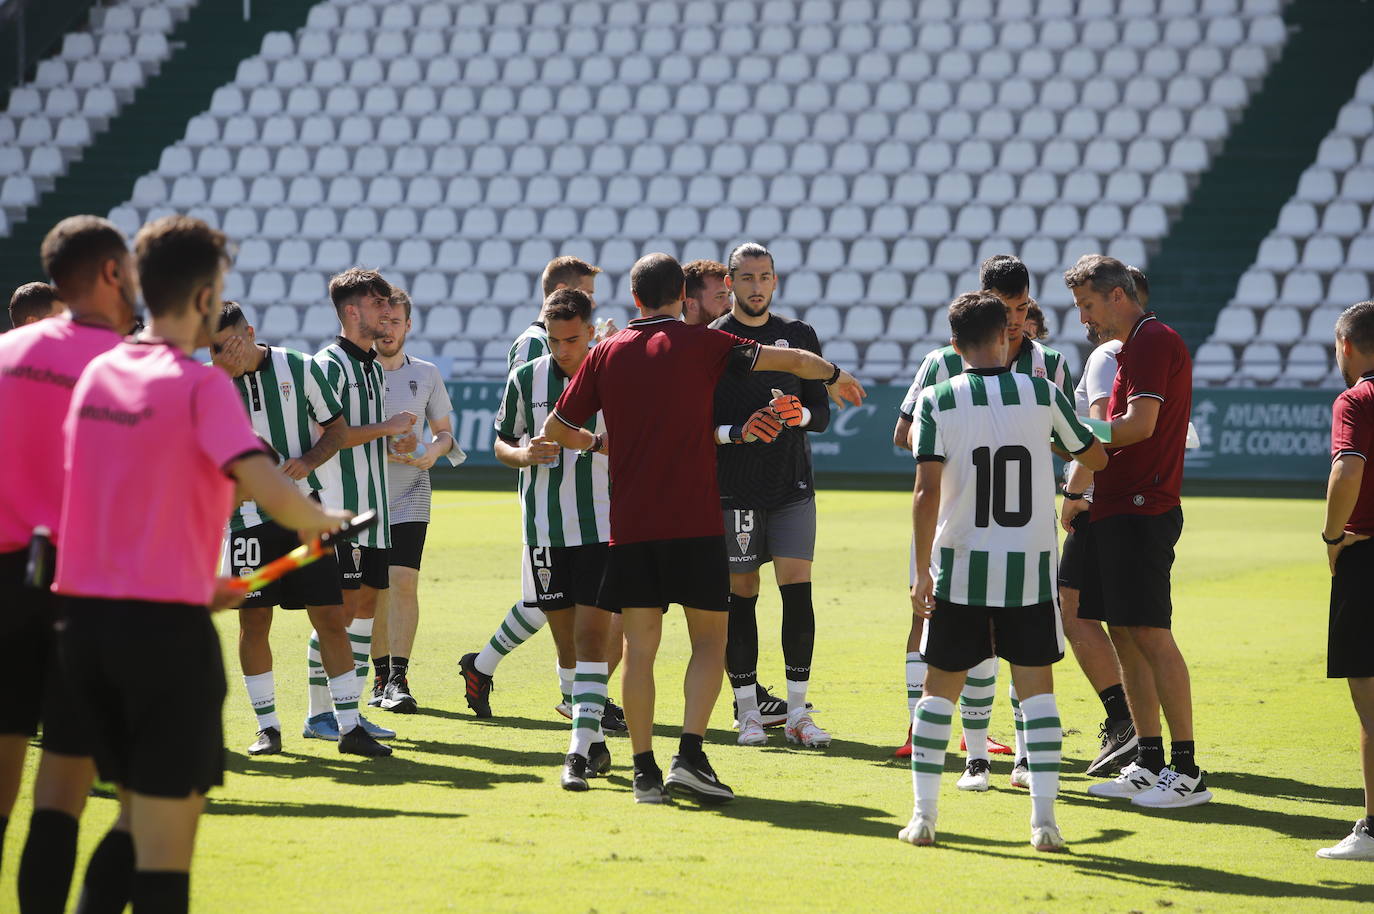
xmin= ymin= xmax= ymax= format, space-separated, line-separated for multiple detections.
xmin=956 ymin=758 xmax=991 ymax=791
xmin=1131 ymin=767 xmax=1213 ymax=809
xmin=1087 ymin=762 xmax=1160 ymax=799
xmin=898 ymin=813 xmax=936 ymax=846
xmin=554 ymin=700 xmax=572 ymax=720
xmin=1031 ymin=822 xmax=1067 ymax=852
xmin=785 ymin=712 xmax=831 ymax=748
xmin=1317 ymin=821 xmax=1374 ymax=860
xmin=1010 ymin=758 xmax=1030 ymax=789
xmin=737 ymin=710 xmax=768 ymax=746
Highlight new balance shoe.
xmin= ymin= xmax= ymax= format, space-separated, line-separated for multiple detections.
xmin=561 ymin=754 xmax=590 ymax=792
xmin=897 ymin=814 xmax=936 ymax=846
xmin=358 ymin=715 xmax=396 ymax=740
xmin=1032 ymin=823 xmax=1067 ymax=852
xmin=737 ymin=710 xmax=768 ymax=746
xmin=633 ymin=767 xmax=668 ymax=804
xmin=247 ymin=726 xmax=282 ymax=756
xmin=458 ymin=652 xmax=493 ymax=718
xmin=301 ymin=712 xmax=340 ymax=742
xmin=1010 ymin=757 xmax=1031 ymax=789
xmin=602 ymin=700 xmax=628 ymax=734
xmin=956 ymin=758 xmax=991 ymax=791
xmin=1131 ymin=768 xmax=1213 ymax=809
xmin=665 ymin=754 xmax=734 ymax=804
xmin=1087 ymin=762 xmax=1160 ymax=799
xmin=380 ymin=676 xmax=417 ymax=714
xmin=893 ymin=725 xmax=913 ymax=759
xmin=555 ymin=700 xmax=573 ymax=720
xmin=1316 ymin=821 xmax=1374 ymax=860
xmin=785 ymin=712 xmax=831 ymax=748
xmin=1086 ymin=718 xmax=1138 ymax=777
xmin=959 ymin=733 xmax=1013 ymax=755
xmin=586 ymin=740 xmax=611 ymax=777
xmin=338 ymin=724 xmax=392 ymax=757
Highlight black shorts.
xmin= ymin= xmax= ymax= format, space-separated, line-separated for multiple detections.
xmin=598 ymin=536 xmax=729 ymax=614
xmin=231 ymin=521 xmax=342 ymax=609
xmin=336 ymin=542 xmax=390 ymax=590
xmin=389 ymin=522 xmax=428 ymax=571
xmin=1329 ymin=538 xmax=1374 ymax=678
xmin=0 ymin=549 xmax=89 ymax=756
xmin=1057 ymin=509 xmax=1090 ymax=590
xmin=59 ymin=597 xmax=226 ymax=797
xmin=523 ymin=543 xmax=609 ymax=611
xmin=1078 ymin=507 xmax=1183 ymax=629
xmin=921 ymin=599 xmax=1065 ymax=672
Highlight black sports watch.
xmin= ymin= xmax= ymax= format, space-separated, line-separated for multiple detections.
xmin=824 ymin=362 xmax=842 ymax=385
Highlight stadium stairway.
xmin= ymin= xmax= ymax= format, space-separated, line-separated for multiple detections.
xmin=1149 ymin=0 xmax=1374 ymax=350
xmin=0 ymin=0 xmax=316 ymax=323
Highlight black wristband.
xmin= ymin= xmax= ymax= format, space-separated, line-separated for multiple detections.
xmin=1322 ymin=531 xmax=1346 ymax=545
xmin=824 ymin=362 xmax=842 ymax=385
xmin=589 ymin=433 xmax=605 ymax=454
xmin=1062 ymin=490 xmax=1086 ymax=501
xmin=729 ymin=424 xmax=744 ymax=444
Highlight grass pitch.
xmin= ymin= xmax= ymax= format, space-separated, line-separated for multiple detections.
xmin=3 ymin=491 xmax=1372 ymax=913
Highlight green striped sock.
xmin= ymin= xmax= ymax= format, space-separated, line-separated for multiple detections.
xmin=1020 ymin=692 xmax=1062 ymax=828
xmin=568 ymin=661 xmax=609 ymax=758
xmin=1010 ymin=683 xmax=1027 ymax=761
xmin=906 ymin=652 xmax=927 ymax=720
xmin=911 ymin=695 xmax=954 ymax=819
xmin=306 ymin=631 xmax=331 ymax=718
xmin=346 ymin=618 xmax=373 ymax=682
xmin=243 ymin=672 xmax=279 ymax=731
xmin=558 ymin=664 xmax=575 ymax=707
xmin=474 ymin=603 xmax=548 ymax=676
xmin=329 ymin=671 xmax=361 ymax=733
xmin=960 ymin=656 xmax=998 ymax=761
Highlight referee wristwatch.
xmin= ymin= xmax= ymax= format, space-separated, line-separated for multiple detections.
xmin=823 ymin=362 xmax=842 ymax=386
xmin=1322 ymin=531 xmax=1346 ymax=545
xmin=1062 ymin=488 xmax=1086 ymax=501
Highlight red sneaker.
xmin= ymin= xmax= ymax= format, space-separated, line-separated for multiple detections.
xmin=893 ymin=726 xmax=913 ymax=758
xmin=959 ymin=734 xmax=1013 ymax=755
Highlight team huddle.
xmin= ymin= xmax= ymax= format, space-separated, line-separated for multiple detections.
xmin=2 ymin=209 xmax=1374 ymax=913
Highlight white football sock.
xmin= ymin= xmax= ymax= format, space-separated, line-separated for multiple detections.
xmin=474 ymin=603 xmax=548 ymax=676
xmin=1020 ymin=692 xmax=1062 ymax=828
xmin=911 ymin=695 xmax=954 ymax=820
xmin=306 ymin=631 xmax=332 ymax=718
xmin=960 ymin=656 xmax=998 ymax=762
xmin=346 ymin=617 xmax=373 ymax=682
xmin=243 ymin=672 xmax=279 ymax=732
xmin=906 ymin=651 xmax=927 ymax=720
xmin=568 ymin=661 xmax=609 ymax=758
xmin=329 ymin=671 xmax=362 ymax=734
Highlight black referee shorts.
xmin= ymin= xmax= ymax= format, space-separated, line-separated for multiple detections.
xmin=1057 ymin=509 xmax=1091 ymax=591
xmin=60 ymin=597 xmax=226 ymax=797
xmin=1078 ymin=507 xmax=1183 ymax=629
xmin=599 ymin=536 xmax=729 ymax=614
xmin=231 ymin=520 xmax=342 ymax=609
xmin=0 ymin=549 xmax=89 ymax=756
xmin=1329 ymin=538 xmax=1374 ymax=679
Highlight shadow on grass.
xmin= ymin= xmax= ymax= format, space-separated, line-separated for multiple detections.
xmin=225 ymin=749 xmax=539 ymax=791
xmin=938 ymin=839 xmax=1374 ymax=903
xmin=207 ymin=797 xmax=466 ymax=820
xmin=670 ymin=793 xmax=902 ymax=839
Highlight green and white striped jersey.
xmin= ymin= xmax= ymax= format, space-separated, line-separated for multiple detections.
xmin=508 ymin=322 xmax=549 ymax=374
xmin=315 ymin=337 xmax=391 ymax=549
xmin=914 ymin=369 xmax=1096 ymax=608
xmin=494 ymin=353 xmax=609 ymax=548
xmin=899 ymin=338 xmax=1074 ymax=418
xmin=229 ymin=345 xmax=343 ymax=533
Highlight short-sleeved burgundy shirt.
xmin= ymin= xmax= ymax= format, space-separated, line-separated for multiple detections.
xmin=553 ymin=315 xmax=758 ymax=545
xmin=1093 ymin=312 xmax=1193 ymax=521
xmin=1332 ymin=372 xmax=1374 ymax=536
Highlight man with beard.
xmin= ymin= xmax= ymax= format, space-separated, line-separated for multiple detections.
xmin=683 ymin=259 xmax=730 ymax=326
xmin=372 ymin=287 xmax=461 ymax=714
xmin=709 ymin=242 xmax=833 ymax=748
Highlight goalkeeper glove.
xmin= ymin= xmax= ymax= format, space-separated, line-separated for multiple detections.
xmin=769 ymin=388 xmax=805 ymax=427
xmin=741 ymin=408 xmax=783 ymax=443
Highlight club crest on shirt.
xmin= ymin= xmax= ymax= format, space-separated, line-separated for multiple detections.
xmin=774 ymin=339 xmax=789 ymax=348
xmin=409 ymin=380 xmax=418 ymax=396
xmin=279 ymin=381 xmax=292 ymax=401
xmin=736 ymin=532 xmax=751 ymax=554
xmin=537 ymin=567 xmax=552 ymax=591
xmin=351 ymin=545 xmax=362 ymax=569
xmin=1034 ymin=367 xmax=1046 ymax=378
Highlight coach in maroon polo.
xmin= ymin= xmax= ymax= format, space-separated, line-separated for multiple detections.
xmin=1060 ymin=254 xmax=1211 ymax=810
xmin=542 ymin=253 xmax=864 ymax=806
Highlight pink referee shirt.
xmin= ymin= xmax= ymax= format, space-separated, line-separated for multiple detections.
xmin=54 ymin=340 xmax=265 ymax=606
xmin=0 ymin=317 xmax=122 ymax=553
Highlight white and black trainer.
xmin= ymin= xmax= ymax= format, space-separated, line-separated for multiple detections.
xmin=1086 ymin=761 xmax=1160 ymax=799
xmin=665 ymin=754 xmax=735 ymax=804
xmin=1132 ymin=767 xmax=1213 ymax=809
